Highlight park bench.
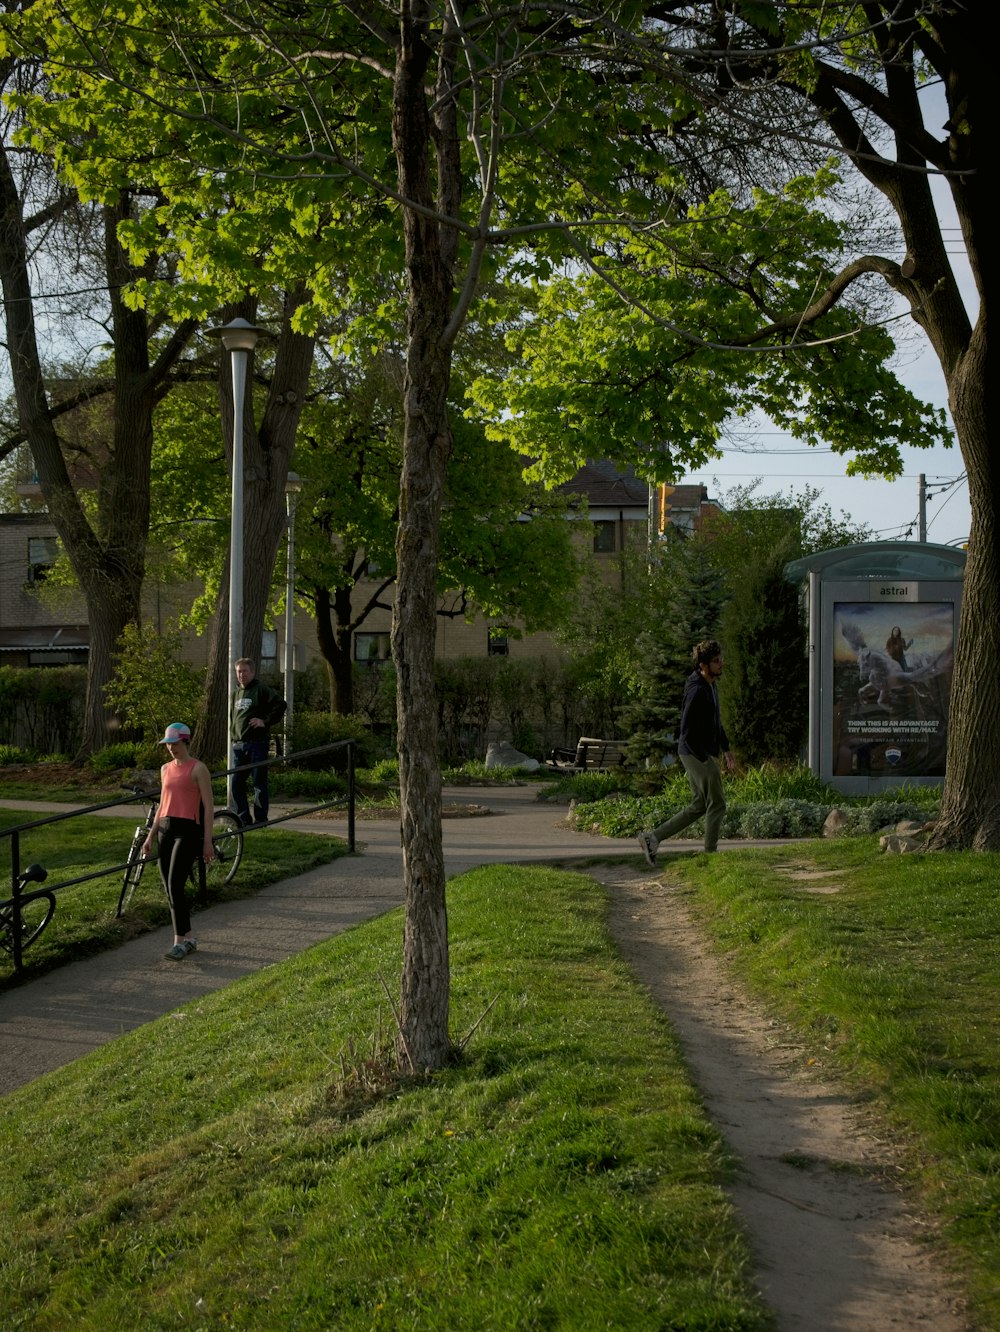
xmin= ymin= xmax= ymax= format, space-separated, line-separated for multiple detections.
xmin=547 ymin=736 xmax=629 ymax=773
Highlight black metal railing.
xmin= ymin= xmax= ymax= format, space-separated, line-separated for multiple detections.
xmin=1 ymin=739 xmax=356 ymax=972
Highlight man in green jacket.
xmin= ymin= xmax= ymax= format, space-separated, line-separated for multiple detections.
xmin=229 ymin=657 xmax=286 ymax=826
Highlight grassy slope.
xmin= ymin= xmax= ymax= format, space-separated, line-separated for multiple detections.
xmin=669 ymin=840 xmax=1000 ymax=1328
xmin=0 ymin=866 xmax=769 ymax=1332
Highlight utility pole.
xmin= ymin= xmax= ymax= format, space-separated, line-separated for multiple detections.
xmin=918 ymin=473 xmax=927 ymax=542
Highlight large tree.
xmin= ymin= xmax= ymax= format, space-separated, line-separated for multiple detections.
xmin=666 ymin=1 xmax=991 ymax=846
xmin=0 ymin=54 xmax=200 ymax=754
xmin=5 ymin=0 xmax=961 ymax=1075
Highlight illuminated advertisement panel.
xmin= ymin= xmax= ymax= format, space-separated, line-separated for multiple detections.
xmin=832 ymin=601 xmax=954 ymax=778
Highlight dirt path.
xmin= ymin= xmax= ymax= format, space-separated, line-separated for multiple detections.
xmin=597 ymin=865 xmax=972 ymax=1332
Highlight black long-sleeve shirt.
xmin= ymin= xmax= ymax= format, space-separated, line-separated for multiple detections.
xmin=677 ymin=670 xmax=729 ymax=762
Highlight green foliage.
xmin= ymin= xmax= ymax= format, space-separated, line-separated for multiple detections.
xmin=350 ymin=663 xmax=396 ymax=730
xmin=356 ymin=757 xmax=400 ymax=786
xmin=729 ymin=800 xmax=828 ymax=839
xmin=442 ymin=759 xmax=535 ymax=783
xmin=720 ymin=535 xmax=807 ymax=764
xmin=564 ymin=763 xmax=937 ymax=840
xmin=268 ymin=768 xmax=347 ymax=800
xmin=832 ymin=801 xmax=933 ymax=835
xmin=730 ymin=763 xmax=838 ymax=804
xmin=471 ymin=175 xmax=950 ymax=486
xmin=569 ymin=791 xmax=936 ymax=841
xmin=0 ymin=744 xmax=36 ymax=765
xmin=432 ymin=655 xmax=622 ymax=765
xmin=0 ymin=666 xmax=85 ymax=755
xmin=709 ymin=481 xmax=874 ymax=558
xmin=289 ymin=710 xmax=383 ymax=770
xmin=88 ymin=743 xmax=144 ymax=775
xmin=614 ymin=541 xmax=726 ymax=766
xmin=103 ymin=624 xmax=203 ymax=741
xmin=540 ymin=770 xmax=628 ymax=803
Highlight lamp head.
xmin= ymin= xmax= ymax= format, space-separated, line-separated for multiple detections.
xmin=207 ymin=317 xmax=265 ymax=354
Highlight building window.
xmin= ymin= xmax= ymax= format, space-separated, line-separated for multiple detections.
xmin=593 ymin=521 xmax=616 ymax=553
xmin=27 ymin=536 xmax=60 ymax=584
xmin=487 ymin=630 xmax=509 ymax=657
xmin=259 ymin=630 xmax=278 ymax=675
xmin=356 ymin=632 xmax=391 ymax=665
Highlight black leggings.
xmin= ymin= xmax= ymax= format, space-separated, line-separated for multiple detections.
xmin=157 ymin=817 xmax=201 ymax=936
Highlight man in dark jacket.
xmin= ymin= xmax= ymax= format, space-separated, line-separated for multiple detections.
xmin=637 ymin=639 xmax=735 ymax=862
xmin=229 ymin=657 xmax=286 ymax=826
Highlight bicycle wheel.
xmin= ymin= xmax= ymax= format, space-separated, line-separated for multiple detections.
xmin=0 ymin=892 xmax=56 ymax=953
xmin=117 ymin=835 xmax=148 ymax=916
xmin=204 ymin=811 xmax=243 ymax=887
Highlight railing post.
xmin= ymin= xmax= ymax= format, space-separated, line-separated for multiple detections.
xmin=347 ymin=740 xmax=356 ymax=853
xmin=9 ymin=829 xmax=23 ymax=973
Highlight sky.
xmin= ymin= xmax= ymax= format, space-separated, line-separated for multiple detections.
xmin=683 ymin=342 xmax=971 ymax=548
xmin=679 ymin=92 xmax=974 ymax=551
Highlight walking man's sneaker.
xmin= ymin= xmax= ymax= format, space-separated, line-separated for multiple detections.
xmin=637 ymin=830 xmax=658 ymax=867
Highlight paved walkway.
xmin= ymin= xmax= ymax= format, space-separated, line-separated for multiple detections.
xmin=1 ymin=784 xmax=660 ymax=1097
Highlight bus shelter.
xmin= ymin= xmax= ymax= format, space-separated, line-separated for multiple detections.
xmin=784 ymin=542 xmax=966 ymax=795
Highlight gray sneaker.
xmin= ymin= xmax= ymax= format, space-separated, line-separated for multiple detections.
xmin=636 ymin=831 xmax=658 ymax=866
xmin=164 ymin=939 xmax=197 ymax=961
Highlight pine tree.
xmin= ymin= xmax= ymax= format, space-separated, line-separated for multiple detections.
xmin=720 ymin=540 xmax=807 ymax=765
xmin=621 ymin=542 xmax=725 ymax=767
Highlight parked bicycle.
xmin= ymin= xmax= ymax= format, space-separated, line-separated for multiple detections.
xmin=117 ymin=788 xmax=244 ymax=917
xmin=1 ymin=863 xmax=55 ymax=955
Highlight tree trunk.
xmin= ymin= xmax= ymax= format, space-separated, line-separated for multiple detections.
xmin=313 ymin=584 xmax=355 ymax=716
xmin=928 ymin=317 xmax=1000 ymax=847
xmin=0 ymin=126 xmax=190 ymax=757
xmin=391 ymin=0 xmax=459 ymax=1071
xmin=795 ymin=3 xmax=998 ymax=847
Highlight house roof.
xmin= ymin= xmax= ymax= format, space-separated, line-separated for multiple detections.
xmin=556 ymin=461 xmax=649 ymax=508
xmin=557 ymin=463 xmax=717 ymax=518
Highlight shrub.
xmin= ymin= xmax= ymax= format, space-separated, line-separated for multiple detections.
xmin=443 ymin=759 xmax=532 ymax=783
xmin=89 ymin=743 xmax=143 ymax=775
xmin=289 ymin=711 xmax=383 ymax=771
xmin=733 ymin=803 xmax=788 ymax=839
xmin=835 ymin=801 xmax=935 ymax=835
xmin=773 ymin=798 xmax=829 ymax=838
xmin=269 ymin=768 xmax=347 ymax=800
xmin=0 ymin=744 xmax=36 ymax=765
xmin=566 ymin=788 xmax=934 ymax=841
xmin=103 ymin=624 xmax=203 ymax=742
xmin=359 ymin=758 xmax=400 ymax=786
xmin=0 ymin=665 xmax=85 ymax=754
xmin=729 ymin=763 xmax=837 ymax=805
xmin=543 ymin=771 xmax=630 ymax=804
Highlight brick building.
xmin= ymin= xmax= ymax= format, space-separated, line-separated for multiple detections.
xmin=0 ymin=463 xmax=720 ymax=674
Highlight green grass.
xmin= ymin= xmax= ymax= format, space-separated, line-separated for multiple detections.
xmin=669 ymin=840 xmax=1000 ymax=1328
xmin=0 ymin=808 xmax=348 ymax=987
xmin=0 ymin=866 xmax=769 ymax=1331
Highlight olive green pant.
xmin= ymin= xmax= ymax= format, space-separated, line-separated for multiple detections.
xmin=652 ymin=753 xmax=726 ymax=852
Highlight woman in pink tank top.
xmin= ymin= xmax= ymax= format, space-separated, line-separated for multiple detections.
xmin=141 ymin=722 xmax=215 ymax=961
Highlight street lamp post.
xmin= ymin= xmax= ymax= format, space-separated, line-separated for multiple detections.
xmin=283 ymin=472 xmax=303 ymax=758
xmin=208 ymin=317 xmax=262 ymax=803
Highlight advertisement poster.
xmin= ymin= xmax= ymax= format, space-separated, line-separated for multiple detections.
xmin=832 ymin=602 xmax=954 ymax=777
